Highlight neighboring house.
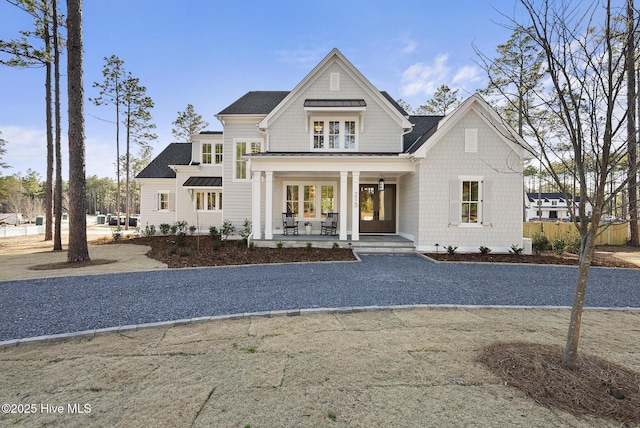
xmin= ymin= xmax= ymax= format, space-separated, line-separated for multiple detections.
xmin=137 ymin=49 xmax=534 ymax=252
xmin=524 ymin=192 xmax=592 ymax=222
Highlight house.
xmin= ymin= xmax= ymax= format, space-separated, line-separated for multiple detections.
xmin=524 ymin=192 xmax=592 ymax=222
xmin=136 ymin=49 xmax=534 ymax=253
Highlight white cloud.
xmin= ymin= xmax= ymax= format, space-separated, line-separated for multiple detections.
xmin=400 ymin=54 xmax=451 ymax=97
xmin=400 ymin=55 xmax=485 ymax=99
xmin=398 ymin=38 xmax=418 ymax=56
xmin=0 ymin=125 xmax=49 ymax=177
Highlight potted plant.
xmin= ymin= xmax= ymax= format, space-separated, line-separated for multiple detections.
xmin=304 ymin=221 xmax=312 ymax=235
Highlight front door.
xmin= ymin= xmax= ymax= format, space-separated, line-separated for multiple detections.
xmin=359 ymin=184 xmax=396 ymax=233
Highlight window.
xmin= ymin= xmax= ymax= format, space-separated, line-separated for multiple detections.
xmin=158 ymin=192 xmax=169 ymax=210
xmin=450 ymin=178 xmax=491 ymax=226
xmin=235 ymin=140 xmax=262 ymax=180
xmin=461 ymin=181 xmax=479 ymax=224
xmin=202 ymin=143 xmax=212 ymax=164
xmin=285 ymin=182 xmax=335 ymax=220
xmin=195 ymin=191 xmax=222 ymax=211
xmin=310 ymin=118 xmax=357 ymax=151
xmin=215 ymin=143 xmax=223 ymax=164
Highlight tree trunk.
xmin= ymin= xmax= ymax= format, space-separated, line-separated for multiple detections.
xmin=125 ymin=110 xmax=130 ymax=230
xmin=628 ymin=0 xmax=638 ymax=246
xmin=53 ymin=0 xmax=62 ymax=251
xmin=562 ymin=228 xmax=597 ymax=368
xmin=44 ymin=8 xmax=53 ymax=242
xmin=66 ymin=0 xmax=89 ymax=262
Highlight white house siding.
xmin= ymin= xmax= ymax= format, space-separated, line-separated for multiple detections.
xmin=137 ymin=179 xmax=177 ymax=230
xmin=398 ymin=169 xmax=420 ymax=242
xmin=267 ymin=62 xmax=404 ymax=153
xmin=416 ymin=110 xmax=524 ymax=252
xmin=222 ymin=119 xmax=264 ymax=235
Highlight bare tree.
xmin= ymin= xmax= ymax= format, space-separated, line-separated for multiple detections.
xmin=508 ymin=0 xmax=638 ymax=368
xmin=66 ymin=0 xmax=89 ymax=262
xmin=627 ymin=0 xmax=638 ymax=246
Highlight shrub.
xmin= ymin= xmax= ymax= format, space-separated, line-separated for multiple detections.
xmin=173 ymin=221 xmax=189 ymax=246
xmin=332 ymin=242 xmax=340 ymax=249
xmin=235 ymin=239 xmax=245 ymax=247
xmin=531 ymin=233 xmax=550 ymax=255
xmin=159 ymin=223 xmax=171 ymax=235
xmin=169 ymin=246 xmax=177 ymax=255
xmin=112 ymin=226 xmax=122 ymax=241
xmin=446 ymin=245 xmax=457 ymax=255
xmin=479 ymin=246 xmax=492 ymax=254
xmin=565 ymin=234 xmax=581 ymax=254
xmin=212 ymin=240 xmax=223 ymax=251
xmin=239 ymin=219 xmax=252 ymax=242
xmin=179 ymin=248 xmax=190 ymax=257
xmin=510 ymin=244 xmax=524 ymax=256
xmin=551 ymin=234 xmax=566 ymax=255
xmin=306 ymin=242 xmax=313 ymax=250
xmin=220 ymin=220 xmax=235 ymax=241
xmin=276 ymin=241 xmax=284 ymax=249
xmin=248 ymin=241 xmax=255 ymax=251
xmin=143 ymin=223 xmax=156 ymax=237
xmin=189 ymin=225 xmax=197 ymax=235
xmin=209 ymin=226 xmax=220 ymax=240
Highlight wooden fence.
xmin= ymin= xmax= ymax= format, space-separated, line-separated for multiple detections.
xmin=523 ymin=221 xmax=633 ymax=246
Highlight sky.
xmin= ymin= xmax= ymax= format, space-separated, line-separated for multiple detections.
xmin=0 ymin=0 xmax=524 ymax=181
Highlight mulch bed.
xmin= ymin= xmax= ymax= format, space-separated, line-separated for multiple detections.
xmin=116 ymin=235 xmax=356 ymax=268
xmin=478 ymin=341 xmax=640 ymax=426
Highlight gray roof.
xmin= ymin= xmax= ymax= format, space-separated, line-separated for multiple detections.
xmin=527 ymin=192 xmax=578 ymax=202
xmin=183 ymin=176 xmax=222 ymax=187
xmin=135 ymin=143 xmax=192 ymax=179
xmin=304 ymin=99 xmax=366 ymax=108
xmin=403 ymin=116 xmax=445 ymax=153
xmin=218 ymin=91 xmax=290 ymax=115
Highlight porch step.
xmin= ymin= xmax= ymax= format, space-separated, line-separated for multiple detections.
xmin=351 ymin=241 xmax=416 ymax=255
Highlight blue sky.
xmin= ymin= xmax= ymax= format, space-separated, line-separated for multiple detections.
xmin=0 ymin=0 xmax=521 ymax=180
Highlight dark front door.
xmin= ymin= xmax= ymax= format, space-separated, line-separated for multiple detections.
xmin=359 ymin=184 xmax=396 ymax=233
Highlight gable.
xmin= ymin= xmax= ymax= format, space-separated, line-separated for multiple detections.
xmin=412 ymin=94 xmax=534 ymax=160
xmin=258 ymin=49 xmax=412 ymax=132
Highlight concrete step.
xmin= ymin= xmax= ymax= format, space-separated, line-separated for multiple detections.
xmin=352 ymin=242 xmax=416 ymax=255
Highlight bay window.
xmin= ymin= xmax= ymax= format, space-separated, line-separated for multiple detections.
xmin=195 ymin=191 xmax=222 ymax=211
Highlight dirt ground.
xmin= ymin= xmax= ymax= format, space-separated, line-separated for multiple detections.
xmin=1 ymin=308 xmax=638 ymax=427
xmin=1 ymin=231 xmax=640 ymax=426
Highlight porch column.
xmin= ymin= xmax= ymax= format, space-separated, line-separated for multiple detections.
xmin=265 ymin=171 xmax=273 ymax=240
xmin=351 ymin=171 xmax=360 ymax=241
xmin=252 ymin=172 xmax=262 ymax=239
xmin=339 ymin=171 xmax=348 ymax=240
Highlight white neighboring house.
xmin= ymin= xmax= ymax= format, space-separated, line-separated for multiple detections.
xmin=136 ymin=49 xmax=534 ymax=252
xmin=524 ymin=192 xmax=593 ymax=222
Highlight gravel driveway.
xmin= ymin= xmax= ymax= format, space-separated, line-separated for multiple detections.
xmin=1 ymin=255 xmax=639 ymax=341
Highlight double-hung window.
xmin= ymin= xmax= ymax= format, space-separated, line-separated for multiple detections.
xmin=158 ymin=192 xmax=170 ymax=211
xmin=202 ymin=143 xmax=212 ymax=164
xmin=234 ymin=139 xmax=262 ymax=180
xmin=310 ymin=118 xmax=357 ymax=151
xmin=450 ymin=177 xmax=491 ymax=226
xmin=214 ymin=143 xmax=223 ymax=164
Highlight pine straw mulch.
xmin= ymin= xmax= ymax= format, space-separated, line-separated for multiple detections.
xmin=477 ymin=341 xmax=640 ymax=426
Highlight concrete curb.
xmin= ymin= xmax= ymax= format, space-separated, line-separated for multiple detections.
xmin=2 ymin=304 xmax=639 ymax=349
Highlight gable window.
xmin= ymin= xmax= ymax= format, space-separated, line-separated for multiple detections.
xmin=285 ymin=182 xmax=336 ymax=220
xmin=202 ymin=143 xmax=212 ymax=164
xmin=215 ymin=143 xmax=223 ymax=164
xmin=450 ymin=177 xmax=491 ymax=226
xmin=195 ymin=191 xmax=222 ymax=211
xmin=310 ymin=118 xmax=358 ymax=151
xmin=235 ymin=140 xmax=262 ymax=180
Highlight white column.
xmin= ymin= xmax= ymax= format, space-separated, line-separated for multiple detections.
xmin=351 ymin=171 xmax=360 ymax=241
xmin=265 ymin=171 xmax=273 ymax=240
xmin=339 ymin=171 xmax=348 ymax=240
xmin=252 ymin=172 xmax=262 ymax=239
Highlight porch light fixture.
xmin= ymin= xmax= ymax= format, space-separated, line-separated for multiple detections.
xmin=378 ymin=177 xmax=385 ymax=191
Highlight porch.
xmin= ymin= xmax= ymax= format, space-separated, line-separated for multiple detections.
xmin=253 ymin=234 xmax=416 ymax=255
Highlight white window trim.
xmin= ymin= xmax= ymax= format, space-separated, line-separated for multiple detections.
xmin=233 ymin=138 xmax=263 ymax=182
xmin=194 ymin=189 xmax=223 ymax=212
xmin=283 ymin=181 xmax=337 ymax=221
xmin=214 ymin=143 xmax=223 ymax=164
xmin=309 ymin=117 xmax=358 ymax=152
xmin=452 ymin=176 xmax=486 ymax=227
xmin=202 ymin=143 xmax=213 ymax=164
xmin=157 ymin=191 xmax=169 ymax=211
